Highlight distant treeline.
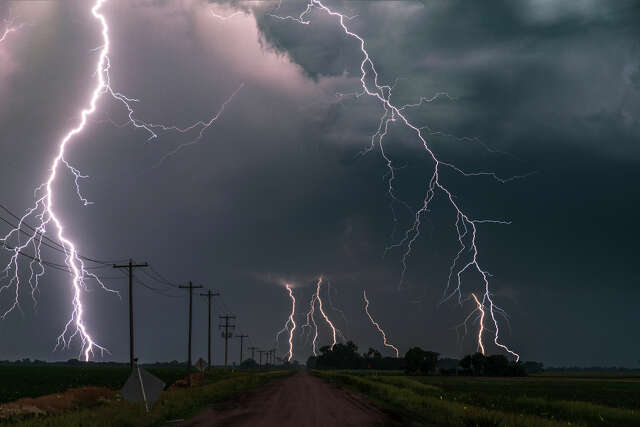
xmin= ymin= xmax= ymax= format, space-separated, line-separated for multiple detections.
xmin=306 ymin=341 xmax=547 ymax=376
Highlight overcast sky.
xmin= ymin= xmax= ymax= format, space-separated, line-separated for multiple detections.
xmin=0 ymin=0 xmax=638 ymax=367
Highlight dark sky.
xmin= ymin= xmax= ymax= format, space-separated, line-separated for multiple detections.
xmin=0 ymin=0 xmax=638 ymax=367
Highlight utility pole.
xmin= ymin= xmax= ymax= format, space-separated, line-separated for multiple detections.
xmin=236 ymin=334 xmax=248 ymax=363
xmin=113 ymin=259 xmax=148 ymax=369
xmin=248 ymin=346 xmax=258 ymax=361
xmin=199 ymin=290 xmax=219 ymax=368
xmin=257 ymin=350 xmax=266 ymax=368
xmin=218 ymin=315 xmax=236 ymax=367
xmin=179 ymin=281 xmax=202 ymax=385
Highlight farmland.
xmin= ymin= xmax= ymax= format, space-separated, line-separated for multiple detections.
xmin=314 ymin=370 xmax=640 ymax=426
xmin=0 ymin=363 xmax=185 ymax=404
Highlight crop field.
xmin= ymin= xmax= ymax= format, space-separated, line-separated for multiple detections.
xmin=0 ymin=364 xmax=186 ymax=404
xmin=314 ymin=370 xmax=640 ymax=426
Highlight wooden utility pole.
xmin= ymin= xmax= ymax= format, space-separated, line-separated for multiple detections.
xmin=113 ymin=259 xmax=148 ymax=368
xmin=218 ymin=315 xmax=236 ymax=367
xmin=248 ymin=346 xmax=258 ymax=361
xmin=236 ymin=334 xmax=248 ymax=363
xmin=199 ymin=290 xmax=219 ymax=368
xmin=179 ymin=281 xmax=202 ymax=385
xmin=257 ymin=350 xmax=266 ymax=368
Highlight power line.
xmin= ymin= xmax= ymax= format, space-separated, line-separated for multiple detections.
xmin=0 ymin=202 xmax=127 ymax=265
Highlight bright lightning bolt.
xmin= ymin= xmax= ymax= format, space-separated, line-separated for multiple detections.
xmin=270 ymin=1 xmax=520 ymax=361
xmin=471 ymin=293 xmax=486 ymax=355
xmin=1 ymin=0 xmax=240 ymax=361
xmin=301 ymin=282 xmax=319 ymax=356
xmin=1 ymin=0 xmax=121 ymax=361
xmin=313 ymin=276 xmax=338 ymax=350
xmin=209 ymin=9 xmax=243 ymax=21
xmin=363 ymin=289 xmax=399 ymax=358
xmin=275 ymin=284 xmax=297 ymax=361
xmin=0 ymin=16 xmax=25 ymax=44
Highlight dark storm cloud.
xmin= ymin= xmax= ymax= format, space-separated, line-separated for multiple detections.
xmin=0 ymin=0 xmax=638 ymax=367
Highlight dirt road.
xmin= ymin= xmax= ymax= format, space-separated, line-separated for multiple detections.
xmin=180 ymin=372 xmax=399 ymax=427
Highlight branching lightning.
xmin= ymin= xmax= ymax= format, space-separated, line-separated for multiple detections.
xmin=270 ymin=1 xmax=520 ymax=360
xmin=471 ymin=293 xmax=486 ymax=355
xmin=363 ymin=289 xmax=399 ymax=357
xmin=301 ymin=281 xmax=319 ymax=355
xmin=209 ymin=9 xmax=243 ymax=21
xmin=1 ymin=0 xmax=240 ymax=360
xmin=0 ymin=16 xmax=24 ymax=44
xmin=303 ymin=276 xmax=339 ymax=353
xmin=275 ymin=284 xmax=297 ymax=361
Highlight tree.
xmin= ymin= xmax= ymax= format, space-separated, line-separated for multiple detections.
xmin=364 ymin=348 xmax=382 ymax=360
xmin=405 ymin=347 xmax=439 ymax=375
xmin=522 ymin=361 xmax=544 ymax=374
xmin=240 ymin=358 xmax=259 ymax=369
xmin=306 ymin=356 xmax=318 ymax=369
xmin=485 ymin=354 xmax=509 ymax=376
xmin=470 ymin=352 xmax=486 ymax=376
xmin=459 ymin=354 xmax=472 ymax=373
xmin=315 ymin=341 xmax=365 ymax=369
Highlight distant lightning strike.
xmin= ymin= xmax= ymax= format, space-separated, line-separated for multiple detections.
xmin=302 ymin=282 xmax=319 ymax=355
xmin=1 ymin=0 xmax=239 ymax=360
xmin=363 ymin=290 xmax=399 ymax=357
xmin=276 ymin=284 xmax=297 ymax=361
xmin=313 ymin=276 xmax=338 ymax=350
xmin=471 ymin=293 xmax=486 ymax=355
xmin=271 ymin=1 xmax=520 ymax=360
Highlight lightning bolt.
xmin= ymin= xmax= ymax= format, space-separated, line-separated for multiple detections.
xmin=0 ymin=15 xmax=24 ymax=44
xmin=275 ymin=284 xmax=297 ymax=361
xmin=209 ymin=9 xmax=243 ymax=21
xmin=1 ymin=0 xmax=239 ymax=360
xmin=363 ymin=290 xmax=399 ymax=358
xmin=471 ymin=293 xmax=486 ymax=355
xmin=301 ymin=281 xmax=319 ymax=356
xmin=313 ymin=276 xmax=338 ymax=350
xmin=270 ymin=1 xmax=520 ymax=360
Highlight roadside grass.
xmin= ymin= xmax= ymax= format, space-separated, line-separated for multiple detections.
xmin=7 ymin=370 xmax=293 ymax=426
xmin=314 ymin=371 xmax=640 ymax=426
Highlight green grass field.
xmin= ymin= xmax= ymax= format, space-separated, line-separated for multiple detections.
xmin=314 ymin=370 xmax=640 ymax=426
xmin=0 ymin=364 xmax=186 ymax=404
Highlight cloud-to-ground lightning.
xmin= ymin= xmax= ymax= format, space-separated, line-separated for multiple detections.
xmin=301 ymin=281 xmax=319 ymax=355
xmin=363 ymin=289 xmax=399 ymax=357
xmin=1 ymin=0 xmax=240 ymax=360
xmin=471 ymin=293 xmax=486 ymax=355
xmin=303 ymin=276 xmax=339 ymax=351
xmin=275 ymin=284 xmax=297 ymax=361
xmin=270 ymin=1 xmax=520 ymax=360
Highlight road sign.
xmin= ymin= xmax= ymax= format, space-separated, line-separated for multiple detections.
xmin=121 ymin=364 xmax=166 ymax=412
xmin=195 ymin=358 xmax=207 ymax=372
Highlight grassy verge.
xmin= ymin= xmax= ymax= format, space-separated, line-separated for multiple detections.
xmin=314 ymin=371 xmax=639 ymax=427
xmin=9 ymin=370 xmax=293 ymax=426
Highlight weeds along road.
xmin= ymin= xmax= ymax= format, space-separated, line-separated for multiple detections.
xmin=181 ymin=371 xmax=399 ymax=427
